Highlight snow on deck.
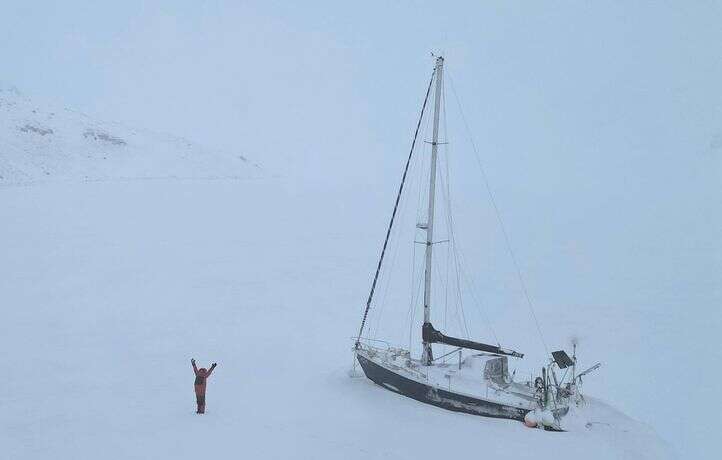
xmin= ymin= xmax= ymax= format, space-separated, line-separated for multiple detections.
xmin=361 ymin=347 xmax=539 ymax=410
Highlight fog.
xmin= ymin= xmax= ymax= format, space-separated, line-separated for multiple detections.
xmin=3 ymin=1 xmax=720 ymax=458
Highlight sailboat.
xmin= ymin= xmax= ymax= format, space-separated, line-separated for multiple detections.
xmin=353 ymin=56 xmax=595 ymax=430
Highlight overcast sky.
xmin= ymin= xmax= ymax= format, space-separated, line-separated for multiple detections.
xmin=3 ymin=1 xmax=720 ymax=457
xmin=3 ymin=1 xmax=719 ymax=183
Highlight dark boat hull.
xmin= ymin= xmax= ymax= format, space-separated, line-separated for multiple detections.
xmin=357 ymin=352 xmax=529 ymax=421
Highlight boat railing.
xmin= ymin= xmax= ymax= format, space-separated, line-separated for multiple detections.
xmin=352 ymin=338 xmax=431 ymax=381
xmin=351 ymin=336 xmax=392 ymax=350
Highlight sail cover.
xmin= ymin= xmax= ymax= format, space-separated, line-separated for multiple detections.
xmin=422 ymin=322 xmax=524 ymax=358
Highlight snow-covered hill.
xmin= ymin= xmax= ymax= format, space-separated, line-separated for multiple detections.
xmin=0 ymin=86 xmax=259 ymax=184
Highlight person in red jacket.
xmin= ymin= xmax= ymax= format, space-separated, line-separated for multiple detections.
xmin=191 ymin=358 xmax=217 ymax=414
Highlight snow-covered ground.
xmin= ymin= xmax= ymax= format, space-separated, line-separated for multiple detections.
xmin=1 ymin=88 xmax=715 ymax=460
xmin=0 ymin=175 xmax=678 ymax=460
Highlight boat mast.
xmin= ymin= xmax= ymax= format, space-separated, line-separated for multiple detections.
xmin=422 ymin=55 xmax=444 ymax=366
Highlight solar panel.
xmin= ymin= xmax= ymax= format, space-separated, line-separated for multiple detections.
xmin=552 ymin=350 xmax=574 ymax=369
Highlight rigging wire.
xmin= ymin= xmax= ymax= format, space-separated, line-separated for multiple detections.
xmin=432 ymin=247 xmax=467 ymax=343
xmin=441 ymin=88 xmax=452 ymax=342
xmin=372 ymin=136 xmax=418 ymax=340
xmin=443 ymin=211 xmax=451 ymax=340
xmin=435 ymin=80 xmax=501 ymax=344
xmin=374 ymin=101 xmax=430 ymax=341
xmin=406 ymin=94 xmax=434 ymax=351
xmin=432 ymin=252 xmax=453 ymax=356
xmin=447 ymin=71 xmax=550 ymax=355
xmin=406 ymin=96 xmax=431 ymax=350
xmin=436 ymin=138 xmax=501 ymax=344
xmin=405 ymin=190 xmax=420 ymax=346
xmin=438 ymin=167 xmax=492 ymax=342
xmin=356 ymin=69 xmax=436 ymax=346
xmin=439 ymin=85 xmax=471 ymax=340
xmin=441 ymin=84 xmax=452 ymax=349
xmin=408 ymin=266 xmax=425 ymax=351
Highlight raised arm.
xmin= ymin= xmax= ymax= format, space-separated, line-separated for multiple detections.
xmin=191 ymin=358 xmax=199 ymax=375
xmin=207 ymin=362 xmax=217 ymax=377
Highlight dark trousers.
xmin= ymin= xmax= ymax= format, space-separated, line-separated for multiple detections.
xmin=196 ymin=393 xmax=206 ymax=413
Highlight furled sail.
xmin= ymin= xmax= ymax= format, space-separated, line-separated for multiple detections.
xmin=422 ymin=322 xmax=524 ymax=358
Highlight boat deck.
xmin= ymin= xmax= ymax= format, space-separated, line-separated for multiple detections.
xmin=358 ymin=346 xmax=539 ymax=411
